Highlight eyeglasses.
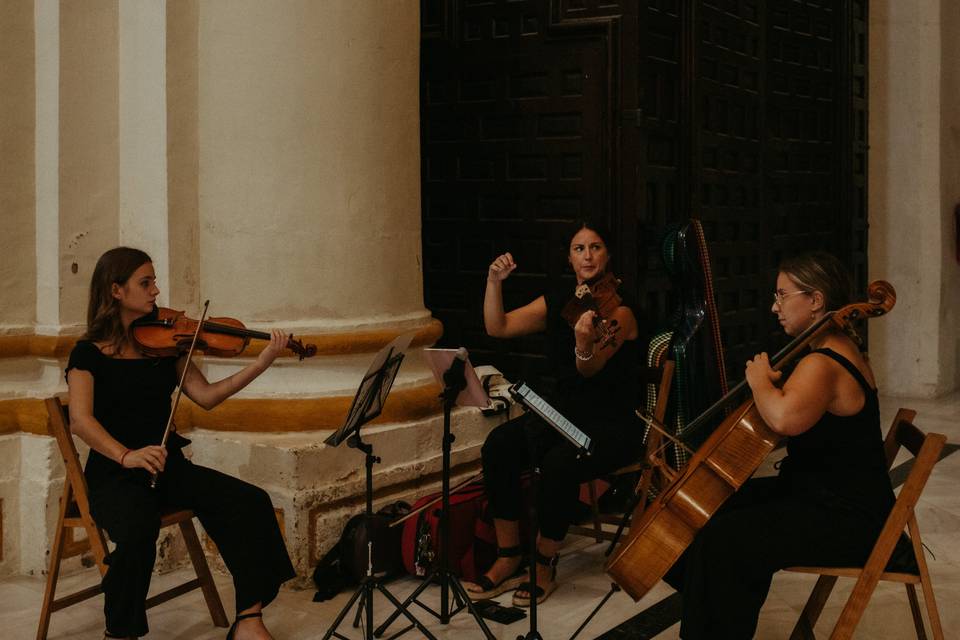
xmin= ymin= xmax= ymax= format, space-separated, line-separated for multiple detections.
xmin=772 ymin=290 xmax=810 ymax=306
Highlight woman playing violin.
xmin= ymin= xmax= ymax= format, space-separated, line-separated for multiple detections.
xmin=66 ymin=247 xmax=295 ymax=640
xmin=666 ymin=251 xmax=896 ymax=639
xmin=464 ymin=220 xmax=643 ymax=606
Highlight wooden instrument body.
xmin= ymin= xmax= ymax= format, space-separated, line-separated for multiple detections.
xmin=606 ymin=400 xmax=781 ymax=600
xmin=605 ymin=281 xmax=895 ymax=600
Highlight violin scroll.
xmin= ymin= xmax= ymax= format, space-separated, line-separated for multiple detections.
xmin=286 ymin=336 xmax=317 ymax=361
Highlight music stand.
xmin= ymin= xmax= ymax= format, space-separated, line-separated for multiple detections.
xmin=508 ymin=382 xmax=592 ymax=640
xmin=374 ymin=348 xmax=496 ymax=640
xmin=321 ymin=331 xmax=437 ymax=640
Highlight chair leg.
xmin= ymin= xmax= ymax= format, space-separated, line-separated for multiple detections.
xmin=908 ymin=517 xmax=944 ymax=640
xmin=831 ymin=571 xmax=884 ymax=640
xmin=36 ymin=524 xmax=68 ymax=640
xmin=36 ymin=483 xmax=72 ymax=640
xmin=790 ymin=575 xmax=837 ymax=640
xmin=905 ymin=584 xmax=927 ymax=640
xmin=179 ymin=519 xmax=229 ymax=628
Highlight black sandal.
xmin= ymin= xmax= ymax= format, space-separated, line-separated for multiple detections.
xmin=512 ymin=551 xmax=558 ymax=607
xmin=226 ymin=611 xmax=263 ymax=640
xmin=465 ymin=544 xmax=526 ymax=600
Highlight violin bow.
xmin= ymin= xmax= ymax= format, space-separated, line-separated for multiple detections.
xmin=388 ymin=471 xmax=485 ymax=528
xmin=150 ymin=299 xmax=210 ymax=489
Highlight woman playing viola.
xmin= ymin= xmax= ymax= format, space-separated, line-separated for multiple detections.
xmin=464 ymin=220 xmax=643 ymax=606
xmin=66 ymin=247 xmax=295 ymax=640
xmin=665 ymin=251 xmax=897 ymax=639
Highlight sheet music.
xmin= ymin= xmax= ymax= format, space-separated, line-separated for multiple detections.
xmin=512 ymin=383 xmax=592 ymax=454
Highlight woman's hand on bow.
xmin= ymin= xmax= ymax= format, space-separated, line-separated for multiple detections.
xmin=122 ymin=445 xmax=167 ymax=474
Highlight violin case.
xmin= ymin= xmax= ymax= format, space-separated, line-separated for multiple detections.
xmin=400 ymin=479 xmax=534 ymax=581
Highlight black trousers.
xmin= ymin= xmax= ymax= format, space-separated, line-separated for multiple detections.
xmin=664 ymin=476 xmax=884 ymax=640
xmin=481 ymin=412 xmax=640 ymax=542
xmin=87 ymin=454 xmax=296 ymax=637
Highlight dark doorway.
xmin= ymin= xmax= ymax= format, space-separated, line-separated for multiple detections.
xmin=420 ymin=0 xmax=868 ymax=388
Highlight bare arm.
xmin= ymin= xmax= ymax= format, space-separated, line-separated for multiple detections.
xmin=483 ymin=252 xmax=547 ymax=338
xmin=67 ymin=368 xmax=167 ymax=473
xmin=179 ymin=329 xmax=286 ymax=410
xmin=746 ymin=352 xmax=837 ymax=436
xmin=573 ymin=305 xmax=639 ymax=377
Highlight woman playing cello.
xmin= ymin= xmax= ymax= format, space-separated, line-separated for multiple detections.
xmin=65 ymin=247 xmax=295 ymax=640
xmin=464 ymin=220 xmax=643 ymax=606
xmin=665 ymin=251 xmax=896 ymax=638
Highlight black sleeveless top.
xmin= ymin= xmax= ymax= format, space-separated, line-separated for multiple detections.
xmin=542 ymin=286 xmax=641 ymax=442
xmin=65 ymin=340 xmax=189 ymax=479
xmin=779 ymin=348 xmax=895 ymax=520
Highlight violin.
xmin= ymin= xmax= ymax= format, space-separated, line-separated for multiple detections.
xmin=131 ymin=306 xmax=317 ymax=360
xmin=560 ymin=271 xmax=623 ymax=349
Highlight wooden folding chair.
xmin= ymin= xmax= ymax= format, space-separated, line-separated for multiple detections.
xmin=36 ymin=397 xmax=228 ymax=640
xmin=569 ymin=360 xmax=675 ymax=543
xmin=785 ymin=408 xmax=946 ymax=640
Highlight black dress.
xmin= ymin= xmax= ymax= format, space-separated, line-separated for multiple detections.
xmin=666 ymin=348 xmax=896 ymax=639
xmin=66 ymin=340 xmax=295 ymax=637
xmin=480 ymin=286 xmax=644 ymax=541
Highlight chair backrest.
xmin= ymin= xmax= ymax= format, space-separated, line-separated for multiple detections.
xmin=45 ymin=398 xmax=89 ymax=502
xmin=860 ymin=410 xmax=945 ymax=581
xmin=44 ymin=397 xmax=108 ymax=562
xmin=639 ymin=360 xmax=675 ymax=425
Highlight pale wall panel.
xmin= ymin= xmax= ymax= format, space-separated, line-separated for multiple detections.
xmin=0 ymin=0 xmax=36 ymax=330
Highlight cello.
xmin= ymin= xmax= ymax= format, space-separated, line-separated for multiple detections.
xmin=606 ymin=280 xmax=896 ymax=600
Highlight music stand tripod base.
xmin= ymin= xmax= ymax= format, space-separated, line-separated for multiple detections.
xmin=320 ymin=334 xmax=435 ymax=640
xmin=374 ymin=348 xmax=496 ymax=640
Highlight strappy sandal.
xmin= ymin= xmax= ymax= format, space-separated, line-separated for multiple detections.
xmin=465 ymin=544 xmax=526 ymax=600
xmin=512 ymin=551 xmax=558 ymax=607
xmin=226 ymin=611 xmax=262 ymax=640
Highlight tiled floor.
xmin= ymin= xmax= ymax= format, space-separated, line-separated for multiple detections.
xmin=5 ymin=392 xmax=958 ymax=639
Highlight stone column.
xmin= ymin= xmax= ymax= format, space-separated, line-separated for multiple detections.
xmin=0 ymin=0 xmax=502 ymax=580
xmin=162 ymin=0 xmax=493 ymax=577
xmin=869 ymin=0 xmax=960 ymax=397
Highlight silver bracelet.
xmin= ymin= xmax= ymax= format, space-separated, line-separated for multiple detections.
xmin=574 ymin=346 xmax=594 ymax=361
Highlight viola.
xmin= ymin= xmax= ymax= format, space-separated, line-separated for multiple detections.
xmin=560 ymin=271 xmax=623 ymax=349
xmin=605 ymin=280 xmax=897 ymax=601
xmin=131 ymin=306 xmax=317 ymax=360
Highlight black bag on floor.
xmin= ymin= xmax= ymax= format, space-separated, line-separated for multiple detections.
xmin=312 ymin=501 xmax=410 ymax=602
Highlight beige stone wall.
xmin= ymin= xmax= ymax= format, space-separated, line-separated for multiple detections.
xmin=869 ymin=0 xmax=960 ymax=397
xmin=0 ymin=0 xmax=36 ymax=332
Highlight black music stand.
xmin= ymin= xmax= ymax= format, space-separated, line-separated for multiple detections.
xmin=374 ymin=348 xmax=496 ymax=640
xmin=321 ymin=332 xmax=436 ymax=640
xmin=508 ymin=382 xmax=593 ymax=640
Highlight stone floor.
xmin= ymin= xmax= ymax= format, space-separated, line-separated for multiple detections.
xmin=5 ymin=391 xmax=959 ymax=639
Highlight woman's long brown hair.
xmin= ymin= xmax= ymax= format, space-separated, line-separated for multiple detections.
xmin=84 ymin=247 xmax=152 ymax=355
